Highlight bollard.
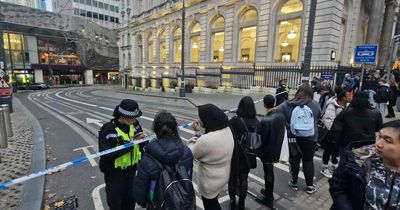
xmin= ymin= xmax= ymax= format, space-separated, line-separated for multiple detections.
xmin=0 ymin=106 xmax=8 ymax=149
xmin=1 ymin=104 xmax=12 ymax=137
xmin=0 ymin=96 xmax=13 ymax=113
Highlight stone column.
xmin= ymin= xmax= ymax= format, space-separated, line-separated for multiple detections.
xmin=378 ymin=0 xmax=396 ymax=67
xmin=366 ymin=0 xmax=385 ymax=44
xmin=34 ymin=69 xmax=44 ymax=83
xmin=223 ymin=5 xmax=235 ymax=65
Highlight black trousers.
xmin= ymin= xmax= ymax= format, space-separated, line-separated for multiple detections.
xmin=262 ymin=163 xmax=274 ymax=200
xmin=104 ymin=169 xmax=136 ymax=210
xmin=228 ymin=169 xmax=249 ymax=207
xmin=322 ymin=142 xmax=339 ymax=165
xmin=388 ymin=105 xmax=395 ymax=117
xmin=289 ymin=139 xmax=316 ymax=186
xmin=202 ymin=195 xmax=221 ymax=210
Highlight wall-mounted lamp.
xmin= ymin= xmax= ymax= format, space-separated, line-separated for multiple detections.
xmin=281 ymin=40 xmax=289 ymax=47
xmin=288 ymin=30 xmax=296 ymax=39
xmin=330 ymin=50 xmax=336 ymax=61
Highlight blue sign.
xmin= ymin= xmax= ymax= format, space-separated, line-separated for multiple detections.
xmin=321 ymin=72 xmax=334 ymax=80
xmin=354 ymin=45 xmax=378 ymax=64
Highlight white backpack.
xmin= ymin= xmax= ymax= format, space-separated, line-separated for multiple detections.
xmin=290 ymin=105 xmax=315 ymax=137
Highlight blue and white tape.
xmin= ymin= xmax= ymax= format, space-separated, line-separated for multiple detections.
xmin=0 ymin=90 xmax=289 ymax=190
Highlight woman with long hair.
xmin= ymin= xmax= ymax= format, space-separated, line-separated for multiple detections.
xmin=228 ymin=96 xmax=259 ymax=210
xmin=277 ymin=84 xmax=322 ymax=194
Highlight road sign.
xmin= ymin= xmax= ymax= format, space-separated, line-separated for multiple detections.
xmin=321 ymin=72 xmax=334 ymax=80
xmin=0 ymin=78 xmax=11 ymax=96
xmin=0 ymin=78 xmax=9 ymax=88
xmin=354 ymin=44 xmax=378 ymax=64
xmin=0 ymin=70 xmax=4 ymax=78
xmin=0 ymin=61 xmax=4 ymax=69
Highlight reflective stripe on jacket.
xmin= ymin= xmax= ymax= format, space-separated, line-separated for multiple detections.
xmin=114 ymin=125 xmax=141 ymax=169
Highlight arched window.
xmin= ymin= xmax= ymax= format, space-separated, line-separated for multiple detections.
xmin=190 ymin=22 xmax=201 ymax=63
xmin=210 ymin=16 xmax=225 ymax=63
xmin=127 ymin=33 xmax=130 ymax=45
xmin=274 ymin=0 xmax=303 ymax=63
xmin=173 ymin=27 xmax=182 ymax=63
xmin=238 ymin=9 xmax=257 ymax=63
xmin=147 ymin=33 xmax=154 ymax=64
xmin=158 ymin=31 xmax=166 ymax=63
xmin=137 ymin=35 xmax=143 ymax=64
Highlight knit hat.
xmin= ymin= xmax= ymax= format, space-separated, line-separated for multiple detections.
xmin=198 ymin=104 xmax=229 ymax=133
xmin=113 ymin=99 xmax=142 ymax=119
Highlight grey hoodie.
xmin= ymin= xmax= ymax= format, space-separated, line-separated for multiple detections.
xmin=277 ymin=99 xmax=322 ymax=141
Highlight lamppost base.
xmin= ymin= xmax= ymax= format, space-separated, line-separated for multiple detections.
xmin=179 ymin=87 xmax=186 ymax=97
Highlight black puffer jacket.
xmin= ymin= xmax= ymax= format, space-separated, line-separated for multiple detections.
xmin=329 ymin=141 xmax=400 ymax=210
xmin=332 ymin=107 xmax=382 ymax=148
xmin=374 ymin=84 xmax=390 ymax=103
xmin=133 ymin=137 xmax=193 ymax=208
xmin=256 ymin=110 xmax=286 ymax=163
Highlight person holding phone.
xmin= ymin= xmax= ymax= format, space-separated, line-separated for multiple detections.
xmin=98 ymin=99 xmax=147 ymax=210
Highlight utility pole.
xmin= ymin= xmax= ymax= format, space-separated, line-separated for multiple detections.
xmin=179 ymin=0 xmax=186 ymax=97
xmin=302 ymin=0 xmax=317 ymax=84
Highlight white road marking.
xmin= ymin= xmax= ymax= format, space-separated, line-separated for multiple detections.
xmin=73 ymin=145 xmax=97 ymax=166
xmin=92 ymin=184 xmax=105 ymax=210
xmin=86 ymin=118 xmax=103 ymax=127
xmin=55 ymin=91 xmax=97 ymax=107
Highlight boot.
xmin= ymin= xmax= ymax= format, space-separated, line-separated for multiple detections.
xmin=238 ymin=200 xmax=245 ymax=210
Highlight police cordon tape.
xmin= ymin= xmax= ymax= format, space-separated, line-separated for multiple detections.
xmin=0 ymin=89 xmax=289 ymax=190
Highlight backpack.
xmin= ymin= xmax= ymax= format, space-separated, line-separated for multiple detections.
xmin=290 ymin=104 xmax=315 ymax=137
xmin=238 ymin=117 xmax=262 ymax=156
xmin=147 ymin=155 xmax=195 ymax=210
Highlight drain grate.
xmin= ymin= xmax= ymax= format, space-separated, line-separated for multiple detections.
xmin=48 ymin=196 xmax=78 ymax=210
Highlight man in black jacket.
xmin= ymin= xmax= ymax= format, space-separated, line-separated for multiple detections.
xmin=255 ymin=95 xmax=286 ymax=208
xmin=98 ymin=99 xmax=147 ymax=210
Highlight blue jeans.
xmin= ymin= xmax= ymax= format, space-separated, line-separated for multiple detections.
xmin=376 ymin=103 xmax=386 ymax=119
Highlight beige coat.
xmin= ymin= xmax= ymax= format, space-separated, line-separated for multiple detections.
xmin=188 ymin=127 xmax=234 ymax=199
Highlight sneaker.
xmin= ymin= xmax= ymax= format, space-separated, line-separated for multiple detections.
xmin=260 ymin=188 xmax=266 ymax=196
xmin=288 ymin=180 xmax=298 ymax=191
xmin=306 ymin=185 xmax=317 ymax=194
xmin=320 ymin=167 xmax=333 ymax=178
xmin=330 ymin=164 xmax=339 ymax=172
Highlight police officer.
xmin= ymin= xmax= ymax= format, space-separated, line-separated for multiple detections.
xmin=99 ymin=99 xmax=146 ymax=210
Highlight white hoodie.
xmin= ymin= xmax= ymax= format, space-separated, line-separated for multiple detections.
xmin=322 ymin=96 xmax=345 ymax=130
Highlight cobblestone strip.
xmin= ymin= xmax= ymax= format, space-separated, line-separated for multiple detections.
xmin=0 ymin=103 xmax=34 ymax=210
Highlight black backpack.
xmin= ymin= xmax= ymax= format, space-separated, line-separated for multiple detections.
xmin=147 ymin=155 xmax=196 ymax=210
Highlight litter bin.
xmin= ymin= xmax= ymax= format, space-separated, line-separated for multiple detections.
xmin=0 ymin=96 xmax=13 ymax=113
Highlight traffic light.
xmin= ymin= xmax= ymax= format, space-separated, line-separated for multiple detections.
xmin=112 ymin=75 xmax=116 ymax=81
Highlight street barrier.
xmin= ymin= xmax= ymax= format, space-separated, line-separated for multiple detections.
xmin=0 ymin=105 xmax=8 ymax=149
xmin=0 ymin=87 xmax=295 ymax=190
xmin=1 ymin=104 xmax=12 ymax=137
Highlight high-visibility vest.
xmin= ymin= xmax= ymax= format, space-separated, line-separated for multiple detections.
xmin=114 ymin=125 xmax=142 ymax=169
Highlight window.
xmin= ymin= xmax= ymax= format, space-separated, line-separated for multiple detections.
xmin=87 ymin=11 xmax=92 ymax=18
xmin=93 ymin=12 xmax=98 ymax=19
xmin=115 ymin=7 xmax=119 ymax=13
xmin=173 ymin=27 xmax=182 ymax=63
xmin=98 ymin=2 xmax=103 ymax=9
xmin=147 ymin=33 xmax=154 ymax=63
xmin=128 ymin=53 xmax=131 ymax=68
xmin=85 ymin=0 xmax=91 ymax=5
xmin=274 ymin=0 xmax=303 ymax=63
xmin=190 ymin=22 xmax=201 ymax=63
xmin=79 ymin=0 xmax=84 ymax=4
xmin=110 ymin=5 xmax=114 ymax=12
xmin=104 ymin=3 xmax=109 ymax=10
xmin=99 ymin=14 xmax=104 ymax=20
xmin=116 ymin=18 xmax=119 ymax=23
xmin=137 ymin=35 xmax=143 ymax=64
xmin=238 ymin=9 xmax=257 ymax=63
xmin=74 ymin=8 xmax=79 ymax=15
xmin=73 ymin=0 xmax=78 ymax=3
xmin=80 ymin=9 xmax=86 ymax=17
xmin=105 ymin=15 xmax=109 ymax=21
xmin=93 ymin=0 xmax=98 ymax=7
xmin=210 ymin=16 xmax=225 ymax=62
xmin=159 ymin=31 xmax=166 ymax=63
xmin=110 ymin=16 xmax=115 ymax=22
xmin=122 ymin=53 xmax=125 ymax=68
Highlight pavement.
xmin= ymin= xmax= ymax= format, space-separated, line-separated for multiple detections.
xmin=1 ymin=85 xmax=399 ymax=210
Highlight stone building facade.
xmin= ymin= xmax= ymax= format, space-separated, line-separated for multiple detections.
xmin=119 ymin=0 xmax=398 ymax=88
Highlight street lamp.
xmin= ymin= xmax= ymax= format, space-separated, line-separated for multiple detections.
xmin=179 ymin=0 xmax=186 ymax=97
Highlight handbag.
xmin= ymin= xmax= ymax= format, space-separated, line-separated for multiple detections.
xmin=287 ymin=137 xmax=303 ymax=158
xmin=317 ymin=119 xmax=329 ymax=147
